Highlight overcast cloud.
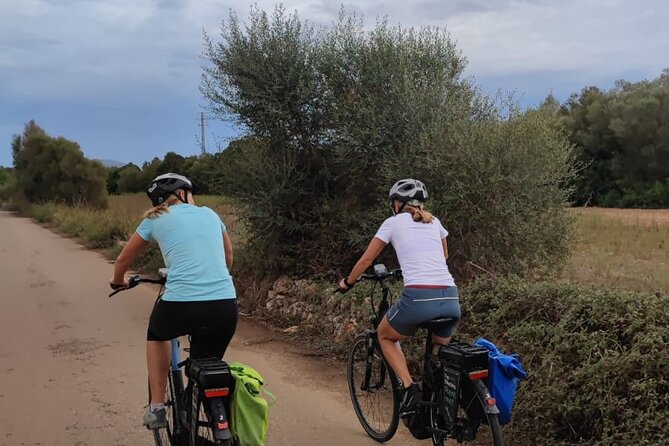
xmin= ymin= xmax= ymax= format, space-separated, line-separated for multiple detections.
xmin=1 ymin=0 xmax=667 ymax=166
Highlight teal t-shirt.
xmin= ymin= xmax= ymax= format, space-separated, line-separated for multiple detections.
xmin=136 ymin=204 xmax=236 ymax=302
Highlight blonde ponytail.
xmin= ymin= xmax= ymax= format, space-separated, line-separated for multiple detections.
xmin=142 ymin=195 xmax=181 ymax=219
xmin=410 ymin=204 xmax=434 ymax=223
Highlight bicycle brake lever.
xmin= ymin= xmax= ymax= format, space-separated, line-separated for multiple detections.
xmin=108 ymin=287 xmax=127 ymax=298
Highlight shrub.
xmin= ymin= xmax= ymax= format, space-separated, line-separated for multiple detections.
xmin=459 ymin=277 xmax=669 ymax=446
xmin=12 ymin=121 xmax=108 ymax=208
xmin=204 ymin=7 xmax=576 ymax=280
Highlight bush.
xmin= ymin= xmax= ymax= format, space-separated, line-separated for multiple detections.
xmin=459 ymin=277 xmax=669 ymax=446
xmin=204 ymin=7 xmax=575 ymax=280
xmin=12 ymin=121 xmax=108 ymax=208
xmin=0 ymin=168 xmax=16 ymax=203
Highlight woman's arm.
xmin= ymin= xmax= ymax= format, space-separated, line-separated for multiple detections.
xmin=111 ymin=232 xmax=149 ymax=285
xmin=223 ymin=232 xmax=233 ymax=270
xmin=339 ymin=237 xmax=387 ymax=290
xmin=442 ymin=238 xmax=449 ymax=260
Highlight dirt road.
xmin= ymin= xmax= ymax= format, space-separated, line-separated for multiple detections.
xmin=0 ymin=211 xmax=420 ymax=446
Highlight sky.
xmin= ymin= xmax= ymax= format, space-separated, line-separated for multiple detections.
xmin=1 ymin=0 xmax=667 ymax=167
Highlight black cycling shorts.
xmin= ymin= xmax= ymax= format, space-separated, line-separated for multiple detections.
xmin=147 ymin=298 xmax=238 ymax=359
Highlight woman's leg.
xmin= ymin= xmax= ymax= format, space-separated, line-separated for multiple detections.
xmin=377 ymin=316 xmax=412 ymax=387
xmin=147 ymin=340 xmax=171 ymax=404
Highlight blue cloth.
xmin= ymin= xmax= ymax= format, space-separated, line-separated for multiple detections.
xmin=474 ymin=338 xmax=528 ymax=425
xmin=136 ymin=204 xmax=236 ymax=302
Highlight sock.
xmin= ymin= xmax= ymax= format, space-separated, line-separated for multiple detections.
xmin=150 ymin=403 xmax=166 ymax=412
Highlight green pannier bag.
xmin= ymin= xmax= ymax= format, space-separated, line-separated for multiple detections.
xmin=229 ymin=362 xmax=275 ymax=446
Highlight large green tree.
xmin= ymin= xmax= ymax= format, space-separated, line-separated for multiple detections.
xmin=560 ymin=69 xmax=669 ymax=207
xmin=12 ymin=121 xmax=108 ymax=208
xmin=203 ymin=6 xmax=575 ymax=279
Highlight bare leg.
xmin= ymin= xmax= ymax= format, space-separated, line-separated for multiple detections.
xmin=147 ymin=340 xmax=171 ymax=404
xmin=377 ymin=317 xmax=412 ymax=388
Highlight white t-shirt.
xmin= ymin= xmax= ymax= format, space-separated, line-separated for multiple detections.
xmin=374 ymin=213 xmax=456 ymax=287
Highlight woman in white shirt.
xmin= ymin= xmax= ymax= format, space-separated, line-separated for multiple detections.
xmin=338 ymin=179 xmax=460 ymax=413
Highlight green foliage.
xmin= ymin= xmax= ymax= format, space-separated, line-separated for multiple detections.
xmin=11 ymin=120 xmax=108 ymax=208
xmin=202 ymin=6 xmax=575 ymax=279
xmin=459 ymin=278 xmax=669 ymax=446
xmin=560 ymin=69 xmax=669 ymax=207
xmin=116 ymin=164 xmax=145 ymax=194
xmin=0 ymin=167 xmax=15 ymax=202
xmin=105 ymin=153 xmax=223 ymax=196
xmin=0 ymin=167 xmax=12 ymax=185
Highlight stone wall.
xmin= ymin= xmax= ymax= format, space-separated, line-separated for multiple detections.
xmin=261 ymin=276 xmax=369 ymax=344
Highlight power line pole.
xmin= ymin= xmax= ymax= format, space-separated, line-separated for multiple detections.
xmin=200 ymin=112 xmax=206 ymax=154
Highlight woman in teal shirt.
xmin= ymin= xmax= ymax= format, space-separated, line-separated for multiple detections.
xmin=110 ymin=173 xmax=238 ymax=429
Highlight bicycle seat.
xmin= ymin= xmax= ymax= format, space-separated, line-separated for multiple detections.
xmin=418 ymin=318 xmax=455 ymax=332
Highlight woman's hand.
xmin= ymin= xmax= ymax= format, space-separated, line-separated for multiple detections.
xmin=338 ymin=277 xmax=355 ymax=293
xmin=109 ymin=279 xmax=128 ymax=290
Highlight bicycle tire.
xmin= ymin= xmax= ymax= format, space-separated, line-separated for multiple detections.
xmin=149 ymin=372 xmax=181 ymax=446
xmin=347 ymin=333 xmax=400 ymax=442
xmin=428 ymin=380 xmax=504 ymax=446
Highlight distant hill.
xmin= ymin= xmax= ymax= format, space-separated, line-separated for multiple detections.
xmin=95 ymin=159 xmax=125 ymax=168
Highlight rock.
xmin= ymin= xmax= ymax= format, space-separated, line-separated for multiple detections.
xmin=283 ymin=325 xmax=299 ymax=334
xmin=273 ymin=276 xmax=292 ymax=295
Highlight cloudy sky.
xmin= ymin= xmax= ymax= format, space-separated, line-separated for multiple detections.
xmin=1 ymin=0 xmax=667 ymax=167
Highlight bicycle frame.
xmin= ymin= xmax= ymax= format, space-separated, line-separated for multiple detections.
xmin=357 ymin=268 xmax=399 ymax=393
xmin=168 ymin=338 xmax=187 ymax=436
xmin=348 ymin=264 xmax=502 ymax=445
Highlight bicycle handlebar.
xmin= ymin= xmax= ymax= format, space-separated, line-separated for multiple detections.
xmin=333 ymin=268 xmax=402 ymax=294
xmin=108 ymin=275 xmax=166 ymax=297
xmin=358 ymin=269 xmax=402 ymax=281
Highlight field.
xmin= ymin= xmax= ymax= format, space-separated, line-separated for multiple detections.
xmin=108 ymin=193 xmax=242 ymax=238
xmin=564 ymin=207 xmax=669 ymax=292
xmin=16 ymin=194 xmax=669 ymax=292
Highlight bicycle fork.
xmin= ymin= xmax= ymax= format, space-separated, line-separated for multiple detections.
xmin=362 ymin=331 xmax=387 ymax=392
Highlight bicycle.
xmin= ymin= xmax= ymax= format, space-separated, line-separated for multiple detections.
xmin=343 ymin=264 xmax=504 ymax=445
xmin=109 ymin=269 xmax=236 ymax=446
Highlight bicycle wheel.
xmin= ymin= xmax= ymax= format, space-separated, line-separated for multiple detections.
xmin=347 ymin=333 xmax=400 ymax=442
xmin=149 ymin=372 xmax=179 ymax=446
xmin=428 ymin=380 xmax=504 ymax=446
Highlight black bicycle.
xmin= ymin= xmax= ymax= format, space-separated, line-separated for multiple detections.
xmin=345 ymin=264 xmax=504 ymax=445
xmin=110 ymin=270 xmax=236 ymax=446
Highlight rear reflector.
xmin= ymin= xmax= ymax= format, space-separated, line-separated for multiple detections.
xmin=486 ymin=397 xmax=497 ymax=406
xmin=217 ymin=421 xmax=229 ymax=430
xmin=204 ymin=388 xmax=230 ymax=398
xmin=468 ymin=370 xmax=489 ymax=380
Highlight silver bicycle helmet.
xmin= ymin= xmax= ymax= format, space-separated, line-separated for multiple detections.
xmin=388 ymin=178 xmax=428 ymax=203
xmin=147 ymin=173 xmax=193 ymax=206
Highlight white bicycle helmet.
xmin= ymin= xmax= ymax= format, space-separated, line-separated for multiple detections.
xmin=147 ymin=173 xmax=193 ymax=206
xmin=388 ymin=178 xmax=428 ymax=203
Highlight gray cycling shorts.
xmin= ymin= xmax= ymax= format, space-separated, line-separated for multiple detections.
xmin=385 ymin=286 xmax=461 ymax=338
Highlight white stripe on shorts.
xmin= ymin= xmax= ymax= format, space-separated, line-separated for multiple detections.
xmin=412 ymin=297 xmax=459 ymax=302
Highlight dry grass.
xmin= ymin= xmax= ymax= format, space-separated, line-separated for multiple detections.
xmin=563 ymin=207 xmax=669 ymax=292
xmin=24 ymin=194 xmax=246 ymax=276
xmin=108 ymin=194 xmax=244 ymax=241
